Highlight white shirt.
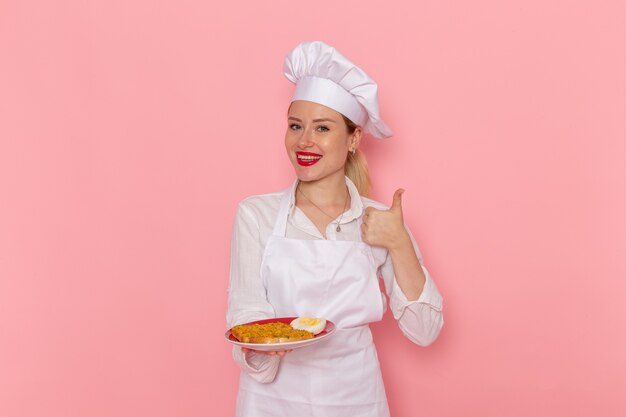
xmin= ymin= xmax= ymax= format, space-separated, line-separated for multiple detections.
xmin=227 ymin=177 xmax=443 ymax=383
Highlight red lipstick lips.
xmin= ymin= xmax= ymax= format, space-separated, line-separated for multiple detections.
xmin=296 ymin=151 xmax=322 ymax=166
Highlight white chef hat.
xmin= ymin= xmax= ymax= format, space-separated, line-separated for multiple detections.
xmin=283 ymin=41 xmax=393 ymax=139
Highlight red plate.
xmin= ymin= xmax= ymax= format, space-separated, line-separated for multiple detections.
xmin=225 ymin=317 xmax=336 ymax=351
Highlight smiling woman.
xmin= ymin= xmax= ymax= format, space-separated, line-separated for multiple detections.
xmin=285 ymin=101 xmax=359 ymax=186
xmin=226 ymin=41 xmax=444 ymax=417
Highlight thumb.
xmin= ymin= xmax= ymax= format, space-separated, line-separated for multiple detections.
xmin=391 ymin=188 xmax=405 ymax=211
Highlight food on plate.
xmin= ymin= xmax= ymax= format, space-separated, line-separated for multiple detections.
xmin=290 ymin=317 xmax=327 ymax=335
xmin=231 ymin=322 xmax=314 ymax=343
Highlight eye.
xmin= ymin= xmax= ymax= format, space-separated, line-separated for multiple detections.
xmin=289 ymin=123 xmax=302 ymax=131
xmin=316 ymin=125 xmax=330 ymax=132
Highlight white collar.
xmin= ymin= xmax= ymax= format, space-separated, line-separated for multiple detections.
xmin=287 ymin=176 xmax=364 ymax=223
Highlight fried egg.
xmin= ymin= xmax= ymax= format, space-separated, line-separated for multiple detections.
xmin=290 ymin=317 xmax=326 ymax=335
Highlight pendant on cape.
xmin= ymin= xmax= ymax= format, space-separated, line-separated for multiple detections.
xmin=336 ymin=224 xmax=341 ymax=232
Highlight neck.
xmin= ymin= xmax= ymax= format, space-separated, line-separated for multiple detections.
xmin=297 ymin=175 xmax=349 ymax=207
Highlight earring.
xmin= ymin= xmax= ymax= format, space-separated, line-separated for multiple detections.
xmin=351 ymin=148 xmax=356 ymax=156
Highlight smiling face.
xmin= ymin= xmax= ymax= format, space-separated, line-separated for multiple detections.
xmin=285 ymin=100 xmax=361 ymax=184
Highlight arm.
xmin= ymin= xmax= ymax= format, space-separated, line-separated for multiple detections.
xmin=227 ymin=202 xmax=281 ymax=383
xmin=387 ymin=228 xmax=425 ymax=300
xmin=379 ymin=229 xmax=443 ymax=346
xmin=362 ymin=189 xmax=443 ymax=346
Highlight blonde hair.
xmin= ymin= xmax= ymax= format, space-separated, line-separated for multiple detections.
xmin=342 ymin=115 xmax=372 ymax=197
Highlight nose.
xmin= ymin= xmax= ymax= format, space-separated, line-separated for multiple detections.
xmin=296 ymin=127 xmax=315 ymax=148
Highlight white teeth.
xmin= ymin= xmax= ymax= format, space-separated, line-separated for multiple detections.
xmin=298 ymin=155 xmax=322 ymax=160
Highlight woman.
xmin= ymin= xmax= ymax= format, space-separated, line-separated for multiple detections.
xmin=227 ymin=41 xmax=443 ymax=417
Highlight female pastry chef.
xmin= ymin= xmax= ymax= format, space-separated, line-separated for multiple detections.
xmin=227 ymin=41 xmax=444 ymax=417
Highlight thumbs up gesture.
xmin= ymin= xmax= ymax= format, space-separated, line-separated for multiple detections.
xmin=361 ymin=189 xmax=411 ymax=250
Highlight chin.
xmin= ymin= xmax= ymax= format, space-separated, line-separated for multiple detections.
xmin=295 ymin=172 xmax=318 ymax=183
xmin=291 ymin=165 xmax=317 ymax=181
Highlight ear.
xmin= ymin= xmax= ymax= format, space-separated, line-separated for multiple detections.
xmin=351 ymin=127 xmax=363 ymax=150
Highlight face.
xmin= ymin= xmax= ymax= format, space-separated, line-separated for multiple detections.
xmin=285 ymin=100 xmax=361 ymax=184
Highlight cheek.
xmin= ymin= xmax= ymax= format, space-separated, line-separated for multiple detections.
xmin=332 ymin=134 xmax=351 ymax=153
xmin=284 ymin=132 xmax=295 ymax=150
xmin=343 ymin=133 xmax=354 ymax=148
xmin=324 ymin=137 xmax=349 ymax=163
xmin=284 ymin=133 xmax=299 ymax=162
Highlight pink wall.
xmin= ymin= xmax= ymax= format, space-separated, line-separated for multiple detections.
xmin=1 ymin=1 xmax=625 ymax=416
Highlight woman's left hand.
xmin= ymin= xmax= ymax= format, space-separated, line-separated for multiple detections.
xmin=241 ymin=347 xmax=292 ymax=356
xmin=361 ymin=189 xmax=411 ymax=251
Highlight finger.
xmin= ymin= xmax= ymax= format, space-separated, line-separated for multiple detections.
xmin=391 ymin=189 xmax=405 ymax=211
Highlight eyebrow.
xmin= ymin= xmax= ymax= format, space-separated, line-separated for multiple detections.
xmin=288 ymin=117 xmax=337 ymax=123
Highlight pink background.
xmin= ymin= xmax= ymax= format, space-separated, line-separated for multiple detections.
xmin=1 ymin=1 xmax=625 ymax=416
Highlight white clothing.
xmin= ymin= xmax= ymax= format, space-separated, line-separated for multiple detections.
xmin=284 ymin=41 xmax=393 ymax=138
xmin=227 ymin=177 xmax=443 ymax=383
xmin=236 ymin=188 xmax=389 ymax=416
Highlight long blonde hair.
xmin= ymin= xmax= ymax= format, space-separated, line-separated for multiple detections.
xmin=342 ymin=115 xmax=372 ymax=197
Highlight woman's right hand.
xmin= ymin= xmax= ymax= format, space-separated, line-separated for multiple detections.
xmin=241 ymin=347 xmax=291 ymax=356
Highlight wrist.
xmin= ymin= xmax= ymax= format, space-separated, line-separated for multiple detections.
xmin=387 ymin=229 xmax=412 ymax=253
